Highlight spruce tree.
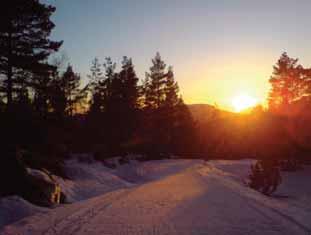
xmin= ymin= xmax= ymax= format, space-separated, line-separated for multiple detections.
xmin=103 ymin=57 xmax=116 ymax=112
xmin=164 ymin=66 xmax=179 ymax=108
xmin=103 ymin=57 xmax=140 ymax=151
xmin=88 ymin=57 xmax=103 ymax=86
xmin=145 ymin=52 xmax=167 ymax=109
xmin=0 ymin=0 xmax=62 ymax=108
xmin=62 ymin=65 xmax=82 ymax=116
xmin=118 ymin=57 xmax=140 ymax=143
xmin=88 ymin=57 xmax=104 ymax=115
xmin=142 ymin=53 xmax=197 ymax=155
xmin=49 ymin=65 xmax=83 ymax=118
xmin=119 ymin=56 xmax=139 ymax=111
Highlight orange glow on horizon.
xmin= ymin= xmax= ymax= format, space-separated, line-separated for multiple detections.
xmin=178 ymin=53 xmax=272 ymax=112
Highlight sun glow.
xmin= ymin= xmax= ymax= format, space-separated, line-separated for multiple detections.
xmin=232 ymin=94 xmax=258 ymax=112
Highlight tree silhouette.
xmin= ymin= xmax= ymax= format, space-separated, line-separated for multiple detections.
xmin=268 ymin=53 xmax=306 ymax=112
xmin=0 ymin=0 xmax=62 ymax=109
xmin=164 ymin=66 xmax=179 ymax=108
xmin=145 ymin=52 xmax=167 ymax=109
xmin=119 ymin=57 xmax=140 ymax=111
xmin=49 ymin=65 xmax=84 ymax=119
xmin=139 ymin=53 xmax=197 ymax=156
xmin=88 ymin=57 xmax=104 ymax=115
xmin=62 ymin=65 xmax=84 ymax=116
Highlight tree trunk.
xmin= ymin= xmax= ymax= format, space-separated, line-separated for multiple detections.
xmin=7 ymin=29 xmax=13 ymax=109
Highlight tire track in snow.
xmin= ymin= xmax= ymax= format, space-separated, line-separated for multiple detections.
xmin=43 ymin=189 xmax=131 ymax=235
xmin=3 ymin=161 xmax=309 ymax=235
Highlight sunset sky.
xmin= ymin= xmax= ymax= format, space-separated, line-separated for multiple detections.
xmin=46 ymin=0 xmax=311 ymax=111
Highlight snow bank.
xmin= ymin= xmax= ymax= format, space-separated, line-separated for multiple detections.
xmin=55 ymin=158 xmax=203 ymax=202
xmin=54 ymin=158 xmax=132 ymax=202
xmin=3 ymin=159 xmax=311 ymax=235
xmin=112 ymin=159 xmax=203 ymax=183
xmin=0 ymin=196 xmax=48 ymax=229
xmin=208 ymin=159 xmax=255 ymax=182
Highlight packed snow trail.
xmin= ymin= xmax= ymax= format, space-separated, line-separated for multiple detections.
xmin=2 ymin=160 xmax=310 ymax=235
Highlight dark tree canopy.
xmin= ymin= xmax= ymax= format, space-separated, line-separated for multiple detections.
xmin=0 ymin=0 xmax=62 ymax=108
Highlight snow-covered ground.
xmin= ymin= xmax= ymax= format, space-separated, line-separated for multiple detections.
xmin=0 ymin=196 xmax=49 ymax=228
xmin=1 ymin=159 xmax=311 ymax=235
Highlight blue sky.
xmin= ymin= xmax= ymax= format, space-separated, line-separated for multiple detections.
xmin=45 ymin=0 xmax=311 ymax=110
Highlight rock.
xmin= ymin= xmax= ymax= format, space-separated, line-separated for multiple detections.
xmin=26 ymin=168 xmax=62 ymax=206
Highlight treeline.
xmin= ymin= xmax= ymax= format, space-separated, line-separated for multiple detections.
xmin=0 ymin=0 xmax=196 ymax=169
xmin=84 ymin=54 xmax=196 ymax=156
xmin=2 ymin=0 xmax=311 ymax=171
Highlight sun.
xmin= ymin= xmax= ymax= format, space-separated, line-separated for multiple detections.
xmin=232 ymin=94 xmax=258 ymax=112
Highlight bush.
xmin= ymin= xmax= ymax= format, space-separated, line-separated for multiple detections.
xmin=248 ymin=160 xmax=282 ymax=196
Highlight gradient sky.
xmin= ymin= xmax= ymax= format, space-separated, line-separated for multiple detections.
xmin=45 ymin=0 xmax=311 ymax=111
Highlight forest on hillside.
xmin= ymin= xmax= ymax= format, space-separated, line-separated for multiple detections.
xmin=1 ymin=1 xmax=311 ymax=200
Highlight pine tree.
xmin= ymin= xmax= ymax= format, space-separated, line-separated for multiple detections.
xmin=164 ymin=66 xmax=179 ymax=108
xmin=103 ymin=57 xmax=140 ymax=151
xmin=140 ymin=75 xmax=150 ymax=108
xmin=88 ymin=57 xmax=104 ymax=115
xmin=32 ymin=65 xmax=56 ymax=118
xmin=119 ymin=56 xmax=140 ymax=111
xmin=145 ymin=52 xmax=167 ymax=109
xmin=141 ymin=53 xmax=197 ymax=155
xmin=49 ymin=65 xmax=83 ymax=118
xmin=62 ymin=65 xmax=82 ymax=116
xmin=118 ymin=57 xmax=140 ymax=143
xmin=103 ymin=57 xmax=116 ymax=112
xmin=88 ymin=57 xmax=103 ymax=86
xmin=49 ymin=77 xmax=66 ymax=120
xmin=268 ymin=53 xmax=304 ymax=112
xmin=0 ymin=0 xmax=62 ymax=108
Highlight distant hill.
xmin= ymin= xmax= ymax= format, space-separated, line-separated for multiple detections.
xmin=187 ymin=104 xmax=237 ymax=123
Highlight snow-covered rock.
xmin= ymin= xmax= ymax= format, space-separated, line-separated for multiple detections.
xmin=53 ymin=158 xmax=132 ymax=202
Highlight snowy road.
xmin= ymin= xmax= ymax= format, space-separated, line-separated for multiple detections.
xmin=2 ymin=160 xmax=311 ymax=235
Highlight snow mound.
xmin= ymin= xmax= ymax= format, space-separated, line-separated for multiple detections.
xmin=55 ymin=158 xmax=132 ymax=202
xmin=0 ymin=196 xmax=48 ymax=229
